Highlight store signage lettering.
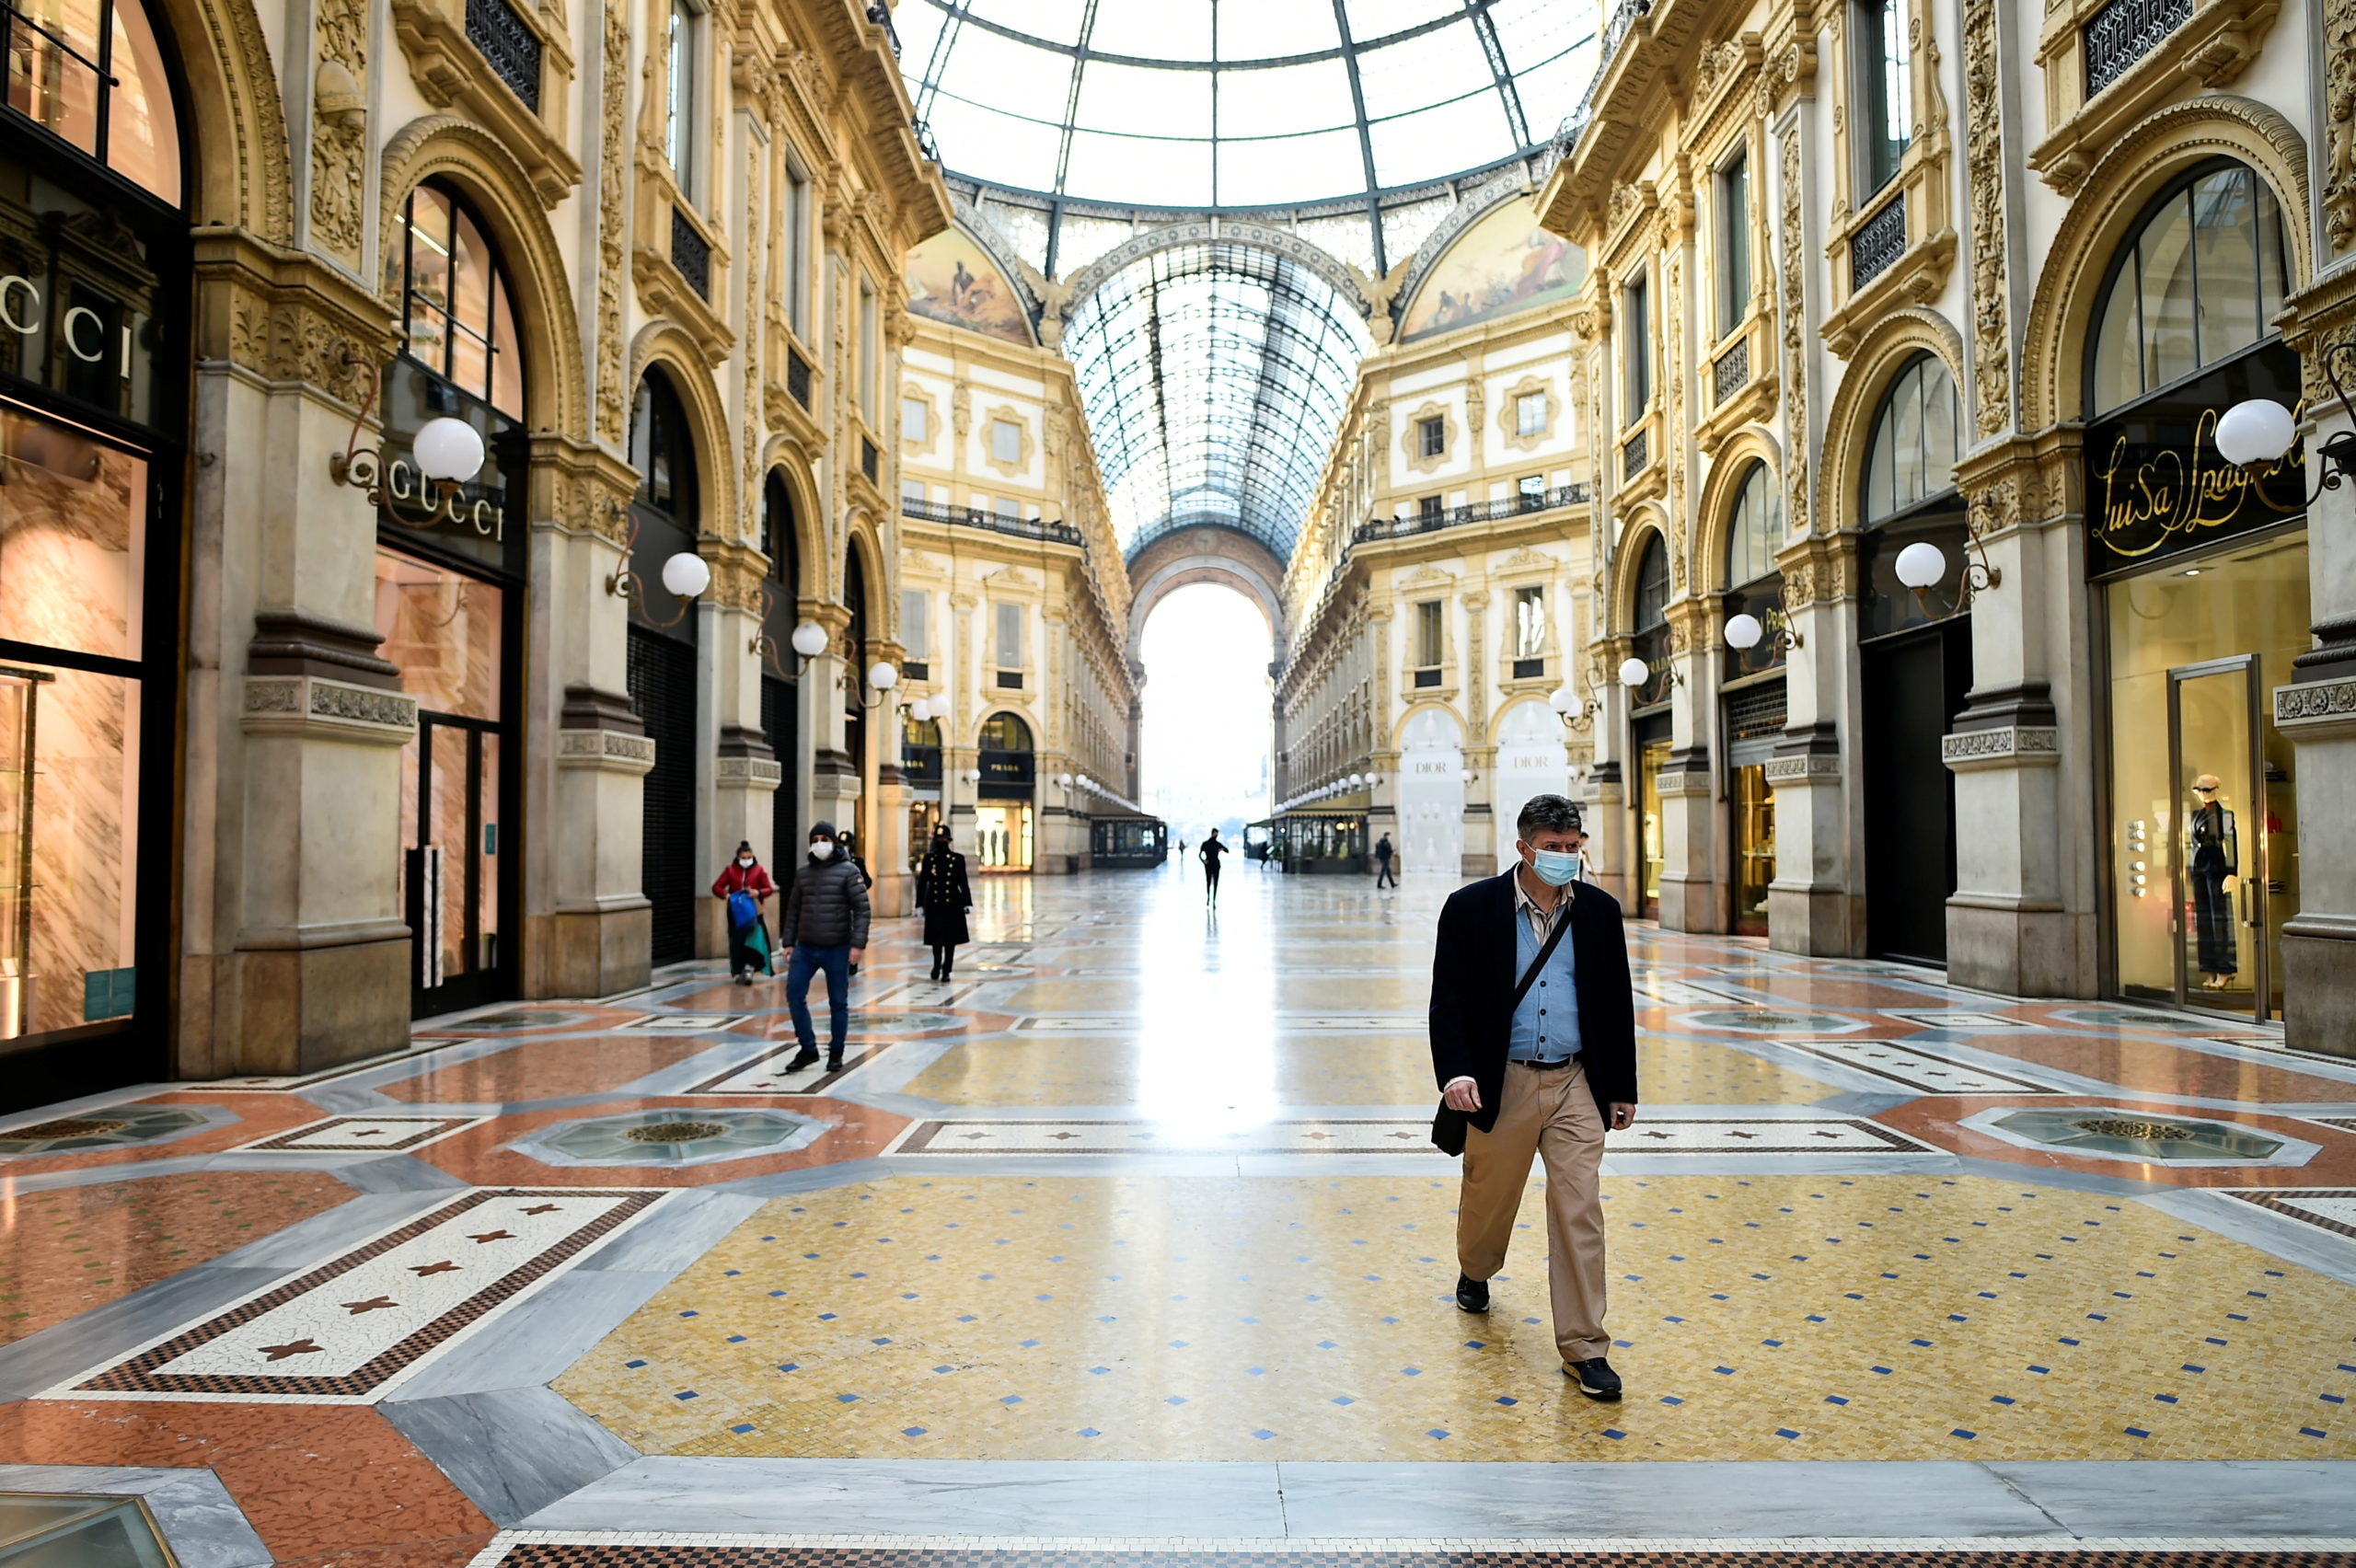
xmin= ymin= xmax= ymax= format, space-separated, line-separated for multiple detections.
xmin=2088 ymin=401 xmax=2305 ymax=563
xmin=377 ymin=449 xmax=506 ymax=542
xmin=0 ymin=274 xmax=134 ymax=373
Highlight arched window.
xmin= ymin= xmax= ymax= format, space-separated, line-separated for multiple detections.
xmin=389 ymin=181 xmax=524 ymax=419
xmin=629 ymin=371 xmax=698 ymax=520
xmin=764 ymin=471 xmax=797 ymax=592
xmin=1634 ymin=533 xmax=1669 ymax=631
xmin=1723 ymin=461 xmax=1781 ymax=589
xmin=979 ymin=711 xmax=1034 ymax=752
xmin=4 ymin=0 xmax=181 ymax=202
xmin=2088 ymin=160 xmax=2286 ymax=418
xmin=1863 ymin=353 xmax=1960 ymax=526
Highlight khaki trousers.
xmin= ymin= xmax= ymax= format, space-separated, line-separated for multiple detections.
xmin=1456 ymin=1057 xmax=1609 ymax=1363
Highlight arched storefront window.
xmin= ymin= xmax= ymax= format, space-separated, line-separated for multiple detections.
xmin=1627 ymin=530 xmax=1672 ymax=919
xmin=1864 ymin=353 xmax=1960 ymax=526
xmin=389 ymin=181 xmax=524 ymax=420
xmin=2088 ymin=161 xmax=2286 ymax=418
xmin=1723 ymin=461 xmax=1780 ymax=590
xmin=0 ymin=0 xmax=189 ymax=1066
xmin=376 ymin=181 xmax=530 ymax=1012
xmin=625 ymin=368 xmax=701 ymax=963
xmin=2079 ymin=156 xmax=2306 ymax=1020
xmin=1859 ymin=352 xmax=1966 ymax=640
xmin=2 ymin=0 xmax=181 ymax=202
xmin=1629 ymin=530 xmax=1670 ymax=704
xmin=759 ymin=470 xmax=800 ymax=870
xmin=630 ymin=370 xmax=699 ymax=523
xmin=976 ymin=710 xmax=1035 ymax=870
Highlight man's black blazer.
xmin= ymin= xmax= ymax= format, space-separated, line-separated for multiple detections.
xmin=1428 ymin=871 xmax=1638 ymax=1140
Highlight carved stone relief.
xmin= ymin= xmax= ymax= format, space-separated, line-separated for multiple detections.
xmin=595 ymin=0 xmax=630 ymax=445
xmin=1964 ymin=0 xmax=2013 ymax=437
xmin=1778 ymin=126 xmax=1812 ymax=536
xmin=309 ymin=0 xmax=368 ymax=265
xmin=2327 ymin=0 xmax=2356 ymax=249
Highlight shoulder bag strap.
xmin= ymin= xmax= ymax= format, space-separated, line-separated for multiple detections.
xmin=1507 ymin=898 xmax=1574 ymax=1015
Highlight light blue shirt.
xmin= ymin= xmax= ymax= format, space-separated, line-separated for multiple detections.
xmin=1507 ymin=877 xmax=1581 ymax=1063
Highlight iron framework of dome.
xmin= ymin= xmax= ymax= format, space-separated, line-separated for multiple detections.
xmin=895 ymin=0 xmax=1600 ymax=274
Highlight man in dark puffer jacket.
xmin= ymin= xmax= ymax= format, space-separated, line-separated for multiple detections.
xmin=780 ymin=820 xmax=872 ymax=1071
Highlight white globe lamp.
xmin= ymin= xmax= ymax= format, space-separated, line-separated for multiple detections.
xmin=1618 ymin=655 xmax=1650 ymax=688
xmin=1894 ymin=540 xmax=1948 ymax=591
xmin=659 ymin=551 xmax=710 ymax=598
xmin=789 ymin=621 xmax=829 ymax=658
xmin=1058 ymin=772 xmax=1073 ymax=787
xmin=869 ymin=661 xmax=898 ymax=691
xmin=1549 ymin=684 xmax=1582 ymax=719
xmin=2217 ymin=398 xmax=2298 ymax=467
xmin=1725 ymin=612 xmax=1764 ymax=651
xmin=411 ymin=416 xmax=486 ymax=484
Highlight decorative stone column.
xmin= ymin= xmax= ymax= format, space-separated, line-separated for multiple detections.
xmin=2276 ymin=279 xmax=2356 ymax=1053
xmin=1946 ymin=446 xmax=2097 ymax=997
xmin=1767 ymin=535 xmax=1861 ymax=954
xmin=868 ymin=638 xmax=911 ymax=917
xmin=1589 ymin=634 xmax=1635 ymax=905
xmin=804 ymin=603 xmax=860 ymax=847
xmin=179 ymin=234 xmax=415 ymax=1076
xmin=699 ymin=537 xmax=778 ymax=958
xmin=527 ymin=446 xmax=652 ymax=1001
xmin=1657 ymin=600 xmax=1718 ymax=932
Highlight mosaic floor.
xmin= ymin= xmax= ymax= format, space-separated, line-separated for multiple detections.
xmin=1 ymin=870 xmax=2353 ymax=1565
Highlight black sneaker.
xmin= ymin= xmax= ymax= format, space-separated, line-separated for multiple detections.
xmin=1455 ymin=1274 xmax=1490 ymax=1313
xmin=785 ymin=1046 xmax=821 ymax=1072
xmin=1565 ymin=1356 xmax=1623 ymax=1401
xmin=826 ymin=1052 xmax=844 ymax=1072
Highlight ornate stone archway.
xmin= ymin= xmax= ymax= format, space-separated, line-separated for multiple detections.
xmin=1124 ymin=525 xmax=1288 ymax=659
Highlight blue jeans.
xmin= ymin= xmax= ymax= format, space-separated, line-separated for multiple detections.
xmin=786 ymin=942 xmax=851 ymax=1052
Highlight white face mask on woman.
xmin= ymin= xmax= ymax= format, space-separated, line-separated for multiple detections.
xmin=808 ymin=839 xmax=834 ymax=862
xmin=737 ymin=856 xmax=755 ymax=869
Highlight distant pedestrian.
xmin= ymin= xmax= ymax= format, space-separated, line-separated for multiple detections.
xmin=914 ymin=825 xmax=974 ymax=983
xmin=1177 ymin=837 xmax=1187 ymax=872
xmin=780 ymin=821 xmax=871 ymax=1072
xmin=838 ymin=828 xmax=872 ymax=889
xmin=711 ymin=840 xmax=778 ymax=984
xmin=1199 ymin=828 xmax=1230 ymax=905
xmin=1427 ymin=794 xmax=1636 ymax=1402
xmin=1374 ymin=832 xmax=1398 ymax=888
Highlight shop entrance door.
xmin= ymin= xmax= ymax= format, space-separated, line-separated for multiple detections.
xmin=2166 ymin=656 xmax=2280 ymax=1016
xmin=408 ymin=715 xmax=504 ymax=1012
xmin=1861 ymin=617 xmax=1969 ymax=964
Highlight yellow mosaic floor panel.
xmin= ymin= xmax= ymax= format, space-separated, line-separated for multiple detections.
xmin=1637 ymin=1035 xmax=1843 ymax=1106
xmin=556 ymin=1172 xmax=2356 ymax=1464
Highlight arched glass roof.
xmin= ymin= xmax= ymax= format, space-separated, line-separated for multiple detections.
xmin=895 ymin=1 xmax=1601 ymax=213
xmin=1065 ymin=241 xmax=1371 ymax=561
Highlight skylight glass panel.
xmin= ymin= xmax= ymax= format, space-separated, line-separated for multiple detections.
xmin=897 ymin=2 xmax=951 ymax=78
xmin=1488 ymin=0 xmax=1600 ymax=64
xmin=936 ymin=24 xmax=1075 ymax=120
xmin=1508 ymin=37 xmax=1602 ymax=132
xmin=1216 ymin=60 xmax=1357 ymax=138
xmin=965 ymin=0 xmax=1090 ymax=36
xmin=1075 ymin=59 xmax=1211 ymax=136
xmin=1344 ymin=0 xmax=1460 ymax=43
xmin=1087 ymin=0 xmax=1213 ymax=59
xmin=1368 ymin=91 xmax=1518 ymax=187
xmin=1218 ymin=129 xmax=1367 ymax=207
xmin=1224 ymin=6 xmax=1341 ymax=60
xmin=1353 ymin=24 xmax=1496 ymax=121
xmin=923 ymin=94 xmax=1066 ymax=192
xmin=1064 ymin=130 xmax=1214 ymax=209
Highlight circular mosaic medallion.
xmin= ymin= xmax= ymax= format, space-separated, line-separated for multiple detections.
xmin=464 ymin=1009 xmax=596 ymax=1031
xmin=851 ymin=1012 xmax=965 ymax=1034
xmin=2054 ymin=1008 xmax=2219 ymax=1032
xmin=532 ymin=1107 xmax=826 ymax=1166
xmin=1682 ymin=1008 xmax=1866 ymax=1035
xmin=1990 ymin=1106 xmax=2283 ymax=1162
xmin=0 ymin=1105 xmax=209 ymax=1156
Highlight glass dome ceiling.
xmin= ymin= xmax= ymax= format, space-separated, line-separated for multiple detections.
xmin=895 ymin=0 xmax=1601 ymax=213
xmin=1064 ymin=241 xmax=1371 ymax=562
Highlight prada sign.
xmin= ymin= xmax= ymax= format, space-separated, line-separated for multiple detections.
xmin=2085 ymin=343 xmax=2305 ymax=576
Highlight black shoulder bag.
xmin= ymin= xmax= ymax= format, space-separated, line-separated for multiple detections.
xmin=1432 ymin=899 xmax=1575 ymax=1157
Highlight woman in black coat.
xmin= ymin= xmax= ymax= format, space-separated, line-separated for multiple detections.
xmin=913 ymin=825 xmax=974 ymax=981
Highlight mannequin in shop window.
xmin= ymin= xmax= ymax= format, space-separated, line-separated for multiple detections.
xmin=2189 ymin=775 xmax=2239 ymax=989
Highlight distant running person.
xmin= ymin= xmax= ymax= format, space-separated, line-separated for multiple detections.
xmin=1199 ymin=828 xmax=1231 ymax=905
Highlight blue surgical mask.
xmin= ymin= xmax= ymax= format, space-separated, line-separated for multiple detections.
xmin=1530 ymin=848 xmax=1582 ymax=886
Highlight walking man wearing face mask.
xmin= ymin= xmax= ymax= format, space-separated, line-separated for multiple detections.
xmin=1427 ymin=794 xmax=1637 ymax=1400
xmin=780 ymin=821 xmax=872 ymax=1073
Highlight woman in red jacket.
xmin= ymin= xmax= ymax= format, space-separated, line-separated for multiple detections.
xmin=711 ymin=841 xmax=778 ymax=983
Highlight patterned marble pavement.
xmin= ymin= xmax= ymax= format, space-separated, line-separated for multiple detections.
xmin=0 ymin=870 xmax=2353 ymax=1564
